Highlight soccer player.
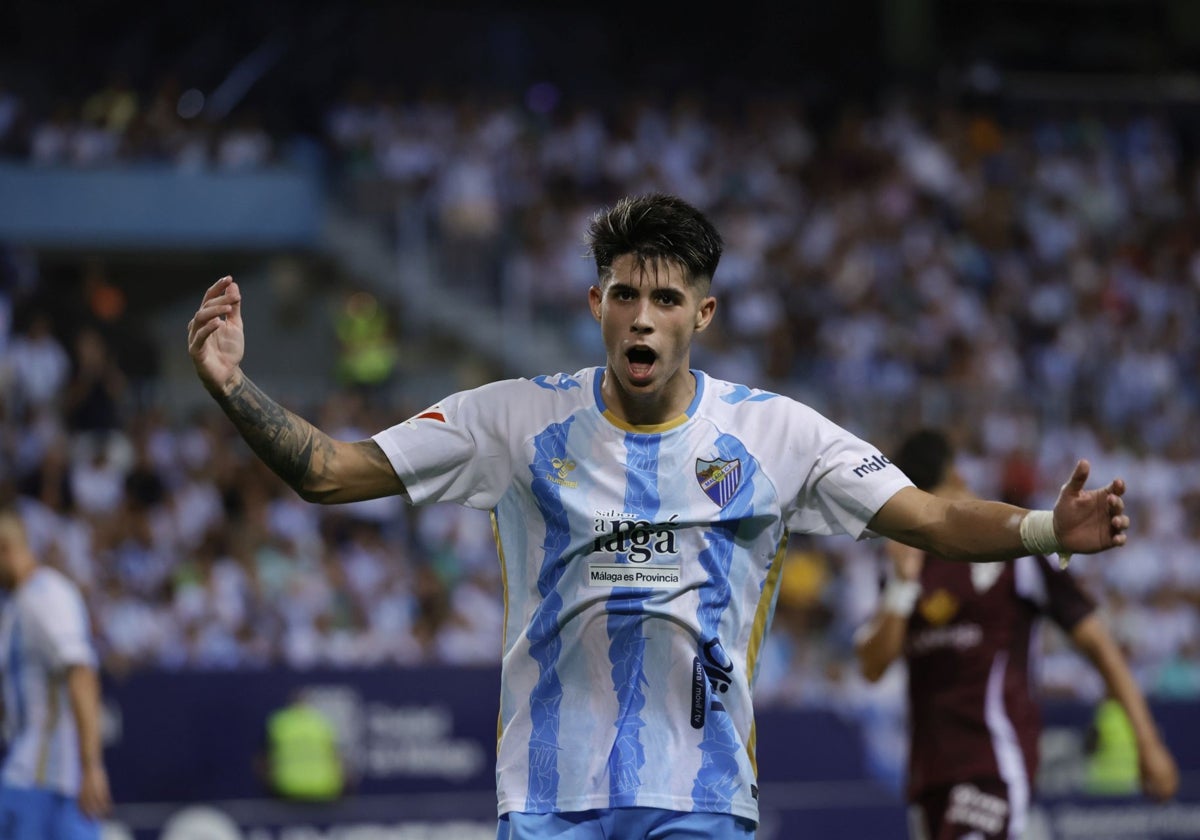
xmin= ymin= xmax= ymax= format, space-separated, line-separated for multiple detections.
xmin=854 ymin=429 xmax=1177 ymax=840
xmin=0 ymin=507 xmax=111 ymax=840
xmin=188 ymin=194 xmax=1132 ymax=840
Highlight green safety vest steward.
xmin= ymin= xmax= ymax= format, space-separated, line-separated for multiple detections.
xmin=1085 ymin=698 xmax=1139 ymax=795
xmin=268 ymin=704 xmax=344 ymax=801
xmin=336 ymin=308 xmax=397 ymax=386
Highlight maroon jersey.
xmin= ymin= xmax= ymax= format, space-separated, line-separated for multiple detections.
xmin=904 ymin=554 xmax=1095 ymax=804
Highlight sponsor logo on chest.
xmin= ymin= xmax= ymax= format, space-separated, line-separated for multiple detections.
xmin=588 ymin=511 xmax=681 ymax=588
xmin=592 ymin=512 xmax=679 ymax=562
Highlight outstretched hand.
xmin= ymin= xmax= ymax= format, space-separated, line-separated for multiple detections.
xmin=1051 ymin=460 xmax=1129 ymax=555
xmin=187 ymin=276 xmax=244 ymax=396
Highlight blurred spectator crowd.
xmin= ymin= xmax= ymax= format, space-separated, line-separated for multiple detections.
xmin=0 ymin=77 xmax=1198 ymax=709
xmin=321 ymin=83 xmax=1200 ymax=706
xmin=1 ymin=315 xmax=505 ymax=674
xmin=0 ymin=73 xmax=280 ymax=170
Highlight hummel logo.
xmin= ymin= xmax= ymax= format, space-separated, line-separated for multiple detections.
xmin=547 ymin=458 xmax=578 ymax=488
xmin=551 ymin=458 xmax=576 ymax=480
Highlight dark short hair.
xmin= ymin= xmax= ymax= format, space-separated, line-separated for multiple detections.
xmin=586 ymin=193 xmax=723 ymax=287
xmin=893 ymin=429 xmax=955 ymax=492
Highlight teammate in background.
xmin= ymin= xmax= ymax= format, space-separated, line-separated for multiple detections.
xmin=854 ymin=429 xmax=1177 ymax=840
xmin=189 ymin=194 xmax=1132 ymax=840
xmin=0 ymin=507 xmax=111 ymax=840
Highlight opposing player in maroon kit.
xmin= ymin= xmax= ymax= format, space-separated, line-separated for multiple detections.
xmin=855 ymin=430 xmax=1178 ymax=840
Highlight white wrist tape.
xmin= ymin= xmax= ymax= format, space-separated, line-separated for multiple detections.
xmin=882 ymin=577 xmax=921 ymax=617
xmin=1020 ymin=509 xmax=1071 ymax=568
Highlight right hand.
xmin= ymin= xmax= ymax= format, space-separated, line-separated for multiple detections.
xmin=188 ymin=276 xmax=244 ymax=395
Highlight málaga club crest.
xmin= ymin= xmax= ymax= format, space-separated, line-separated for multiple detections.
xmin=695 ymin=457 xmax=743 ymax=507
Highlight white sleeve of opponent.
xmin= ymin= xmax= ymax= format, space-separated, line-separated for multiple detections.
xmin=372 ymin=380 xmax=516 ymax=510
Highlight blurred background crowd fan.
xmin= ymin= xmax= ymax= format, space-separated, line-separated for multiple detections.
xmin=0 ymin=0 xmax=1198 ymax=761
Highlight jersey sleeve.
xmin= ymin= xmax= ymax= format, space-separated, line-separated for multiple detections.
xmin=25 ymin=575 xmax=96 ymax=671
xmin=372 ymin=380 xmax=517 ymax=510
xmin=1014 ymin=554 xmax=1096 ymax=633
xmin=780 ymin=405 xmax=913 ymax=538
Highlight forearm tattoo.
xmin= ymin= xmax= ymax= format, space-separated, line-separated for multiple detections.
xmin=217 ymin=375 xmax=333 ymax=491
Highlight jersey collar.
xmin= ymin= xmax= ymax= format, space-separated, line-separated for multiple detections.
xmin=592 ymin=367 xmax=705 ymax=433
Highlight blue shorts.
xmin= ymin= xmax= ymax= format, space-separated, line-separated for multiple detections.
xmin=0 ymin=785 xmax=100 ymax=840
xmin=498 ymin=807 xmax=757 ymax=839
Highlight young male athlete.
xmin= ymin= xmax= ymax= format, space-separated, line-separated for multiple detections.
xmin=855 ymin=429 xmax=1177 ymax=840
xmin=0 ymin=507 xmax=111 ymax=840
xmin=188 ymin=194 xmax=1132 ymax=839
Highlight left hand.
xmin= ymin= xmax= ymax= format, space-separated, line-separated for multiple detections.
xmin=1052 ymin=460 xmax=1129 ymax=554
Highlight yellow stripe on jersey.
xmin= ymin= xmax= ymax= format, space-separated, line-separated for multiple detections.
xmin=35 ymin=673 xmax=61 ymax=785
xmin=743 ymin=536 xmax=788 ymax=777
xmin=601 ymin=409 xmax=691 ymax=434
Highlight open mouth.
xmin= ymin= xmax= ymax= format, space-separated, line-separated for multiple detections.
xmin=626 ymin=346 xmax=657 ymax=381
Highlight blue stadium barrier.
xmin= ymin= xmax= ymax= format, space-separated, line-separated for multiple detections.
xmin=98 ymin=667 xmax=1200 ymax=839
xmin=0 ymin=163 xmax=323 ymax=249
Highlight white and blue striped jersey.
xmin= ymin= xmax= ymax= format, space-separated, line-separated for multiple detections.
xmin=0 ymin=567 xmax=97 ymax=796
xmin=373 ymin=368 xmax=912 ymax=823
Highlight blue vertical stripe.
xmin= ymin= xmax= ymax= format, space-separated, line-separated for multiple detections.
xmin=524 ymin=418 xmax=575 ymax=811
xmin=692 ymin=434 xmax=757 ymax=812
xmin=605 ymin=433 xmax=660 ymax=806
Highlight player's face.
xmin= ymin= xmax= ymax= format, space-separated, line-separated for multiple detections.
xmin=589 ymin=255 xmax=716 ymax=421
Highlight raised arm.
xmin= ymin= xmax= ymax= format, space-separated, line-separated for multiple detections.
xmin=1071 ymin=615 xmax=1179 ymax=801
xmin=187 ymin=276 xmax=405 ymax=504
xmin=854 ymin=541 xmax=923 ymax=682
xmin=868 ymin=460 xmax=1129 ymax=563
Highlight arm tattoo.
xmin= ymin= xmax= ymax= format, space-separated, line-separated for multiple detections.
xmin=216 ymin=375 xmax=334 ymax=491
